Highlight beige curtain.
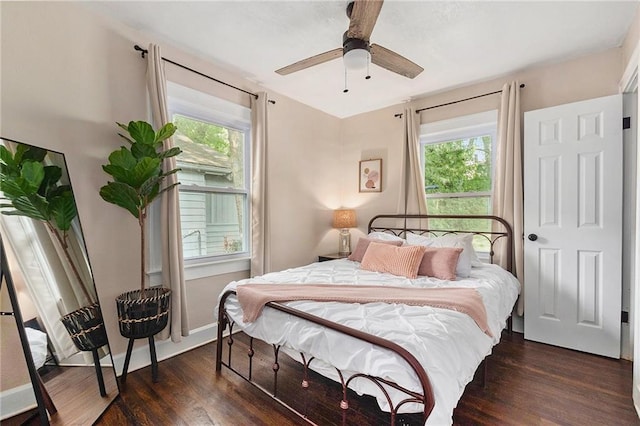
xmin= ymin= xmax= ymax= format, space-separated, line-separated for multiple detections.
xmin=147 ymin=44 xmax=189 ymax=341
xmin=492 ymin=81 xmax=524 ymax=315
xmin=397 ymin=106 xmax=428 ymax=217
xmin=250 ymin=93 xmax=270 ymax=277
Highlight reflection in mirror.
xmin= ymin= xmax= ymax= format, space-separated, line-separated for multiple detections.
xmin=0 ymin=138 xmax=118 ymax=424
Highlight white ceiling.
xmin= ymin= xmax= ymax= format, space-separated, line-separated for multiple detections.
xmin=84 ymin=1 xmax=638 ymax=118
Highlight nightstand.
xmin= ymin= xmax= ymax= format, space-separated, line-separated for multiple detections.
xmin=318 ymin=253 xmax=349 ymax=262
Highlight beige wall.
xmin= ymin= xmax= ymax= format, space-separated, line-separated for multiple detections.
xmin=341 ymin=47 xmax=624 ymax=234
xmin=0 ymin=0 xmax=340 ymax=389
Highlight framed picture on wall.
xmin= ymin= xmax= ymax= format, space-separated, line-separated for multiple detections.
xmin=359 ymin=159 xmax=382 ymax=192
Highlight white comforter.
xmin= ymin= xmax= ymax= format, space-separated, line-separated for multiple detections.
xmin=219 ymin=259 xmax=520 ymax=425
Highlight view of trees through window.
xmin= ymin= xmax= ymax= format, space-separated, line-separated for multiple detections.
xmin=423 ymin=135 xmax=493 ymax=250
xmin=173 ymin=114 xmax=247 ymax=260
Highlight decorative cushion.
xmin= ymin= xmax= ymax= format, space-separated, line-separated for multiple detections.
xmin=348 ymin=237 xmax=403 ymax=262
xmin=406 ymin=233 xmax=478 ymax=278
xmin=360 ymin=242 xmax=426 ymax=279
xmin=417 ymin=247 xmax=464 ymax=280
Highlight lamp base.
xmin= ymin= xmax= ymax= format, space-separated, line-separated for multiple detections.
xmin=338 ymin=229 xmax=351 ymax=256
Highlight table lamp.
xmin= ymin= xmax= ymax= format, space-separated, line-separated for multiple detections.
xmin=332 ymin=209 xmax=357 ymax=256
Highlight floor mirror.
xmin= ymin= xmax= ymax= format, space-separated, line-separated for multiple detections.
xmin=0 ymin=137 xmax=119 ymax=425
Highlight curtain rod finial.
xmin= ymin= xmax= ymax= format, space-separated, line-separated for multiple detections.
xmin=134 ymin=44 xmax=148 ymax=58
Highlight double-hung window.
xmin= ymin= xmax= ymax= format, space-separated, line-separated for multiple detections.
xmin=420 ymin=110 xmax=497 ymax=251
xmin=167 ymin=82 xmax=251 ymax=274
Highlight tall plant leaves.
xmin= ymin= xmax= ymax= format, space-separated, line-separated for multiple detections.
xmin=0 ymin=143 xmax=79 ymax=233
xmin=7 ymin=194 xmax=50 ymax=221
xmin=99 ymin=182 xmax=141 ymax=218
xmin=154 ymin=122 xmax=177 ymax=143
xmin=50 ymin=191 xmax=77 ymax=231
xmin=127 ymin=121 xmax=156 ymax=145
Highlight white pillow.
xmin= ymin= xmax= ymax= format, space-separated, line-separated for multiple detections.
xmin=367 ymin=231 xmax=405 ymax=244
xmin=405 ymin=233 xmax=478 ymax=278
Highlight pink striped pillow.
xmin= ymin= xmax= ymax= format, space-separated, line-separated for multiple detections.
xmin=417 ymin=247 xmax=463 ymax=280
xmin=360 ymin=242 xmax=426 ymax=279
xmin=348 ymin=237 xmax=403 ymax=262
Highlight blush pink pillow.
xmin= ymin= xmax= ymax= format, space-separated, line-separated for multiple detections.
xmin=360 ymin=242 xmax=426 ymax=279
xmin=348 ymin=237 xmax=403 ymax=262
xmin=417 ymin=247 xmax=463 ymax=280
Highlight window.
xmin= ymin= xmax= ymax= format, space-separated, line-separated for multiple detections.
xmin=167 ymin=83 xmax=251 ymax=267
xmin=420 ymin=111 xmax=497 ymax=250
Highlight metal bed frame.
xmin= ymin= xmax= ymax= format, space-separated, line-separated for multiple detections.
xmin=215 ymin=214 xmax=514 ymax=425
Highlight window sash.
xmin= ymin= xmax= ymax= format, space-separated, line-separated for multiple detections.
xmin=425 ymin=191 xmax=491 ymax=199
xmin=179 ymin=184 xmax=248 ymax=196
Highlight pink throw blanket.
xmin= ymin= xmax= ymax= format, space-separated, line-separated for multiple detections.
xmin=236 ymin=284 xmax=493 ymax=337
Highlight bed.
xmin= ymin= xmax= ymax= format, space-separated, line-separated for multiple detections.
xmin=215 ymin=214 xmax=520 ymax=425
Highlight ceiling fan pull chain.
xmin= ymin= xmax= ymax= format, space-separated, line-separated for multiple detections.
xmin=366 ymin=58 xmax=371 ymax=80
xmin=343 ymin=67 xmax=349 ymax=93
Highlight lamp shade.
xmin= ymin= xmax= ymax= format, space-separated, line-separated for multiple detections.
xmin=333 ymin=209 xmax=357 ymax=229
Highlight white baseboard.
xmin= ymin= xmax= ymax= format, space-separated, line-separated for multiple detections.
xmin=111 ymin=323 xmax=219 ymax=376
xmin=0 ymin=383 xmax=37 ymax=420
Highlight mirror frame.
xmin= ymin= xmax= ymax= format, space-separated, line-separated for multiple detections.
xmin=0 ymin=136 xmax=119 ymax=424
xmin=1 ymin=234 xmax=49 ymax=424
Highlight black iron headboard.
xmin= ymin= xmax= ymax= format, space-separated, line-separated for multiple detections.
xmin=367 ymin=214 xmax=513 ymax=273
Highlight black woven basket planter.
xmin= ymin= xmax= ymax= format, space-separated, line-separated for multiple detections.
xmin=61 ymin=302 xmax=108 ymax=352
xmin=116 ymin=287 xmax=171 ymax=339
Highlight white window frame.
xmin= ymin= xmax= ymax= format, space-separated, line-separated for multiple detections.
xmin=148 ymin=83 xmax=251 ymax=283
xmin=419 ymin=110 xmax=498 ymax=203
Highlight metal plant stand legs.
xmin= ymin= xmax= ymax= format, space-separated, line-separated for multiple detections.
xmin=91 ymin=348 xmax=107 ymax=396
xmin=121 ymin=335 xmax=159 ymax=383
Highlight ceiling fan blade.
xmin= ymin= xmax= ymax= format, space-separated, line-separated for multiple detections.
xmin=370 ymin=44 xmax=424 ymax=79
xmin=275 ymin=48 xmax=343 ymax=75
xmin=347 ymin=0 xmax=384 ymax=41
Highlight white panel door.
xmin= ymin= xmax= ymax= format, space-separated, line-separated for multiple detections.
xmin=524 ymin=94 xmax=622 ymax=358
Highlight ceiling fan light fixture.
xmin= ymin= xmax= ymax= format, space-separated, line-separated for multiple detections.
xmin=343 ymin=47 xmax=370 ymax=70
xmin=343 ymin=33 xmax=370 ymax=71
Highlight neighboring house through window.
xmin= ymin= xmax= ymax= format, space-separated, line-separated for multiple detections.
xmin=162 ymin=82 xmax=251 ymax=279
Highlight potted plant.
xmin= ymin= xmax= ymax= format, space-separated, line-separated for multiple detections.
xmin=0 ymin=143 xmax=108 ymax=352
xmin=99 ymin=120 xmax=181 ymax=340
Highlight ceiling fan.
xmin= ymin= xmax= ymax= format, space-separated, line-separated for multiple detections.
xmin=275 ymin=0 xmax=424 ymax=79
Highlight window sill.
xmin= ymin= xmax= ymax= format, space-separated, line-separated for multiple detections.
xmin=148 ymin=256 xmax=250 ymax=285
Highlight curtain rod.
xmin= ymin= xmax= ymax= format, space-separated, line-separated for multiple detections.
xmin=134 ymin=45 xmax=271 ymax=102
xmin=414 ymin=83 xmax=525 ymax=114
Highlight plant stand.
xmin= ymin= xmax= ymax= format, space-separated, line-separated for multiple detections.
xmin=116 ymin=287 xmax=171 ymax=383
xmin=60 ymin=302 xmax=109 ymax=396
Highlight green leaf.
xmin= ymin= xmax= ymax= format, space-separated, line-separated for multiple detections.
xmin=103 ymin=164 xmax=139 ymax=187
xmin=131 ymin=157 xmax=161 ymax=188
xmin=156 ymin=182 xmax=180 ymax=198
xmin=107 ymin=147 xmax=137 ymax=170
xmin=99 ymin=182 xmax=141 ymax=218
xmin=20 ymin=162 xmax=45 ymax=194
xmin=49 ymin=192 xmax=77 ymax=231
xmin=10 ymin=195 xmax=50 ymax=221
xmin=131 ymin=142 xmax=157 ymax=160
xmin=20 ymin=145 xmax=47 ymax=164
xmin=40 ymin=166 xmax=63 ymax=196
xmin=158 ymin=146 xmax=182 ymax=160
xmin=127 ymin=121 xmax=155 ymax=145
xmin=154 ymin=122 xmax=177 ymax=143
xmin=0 ymin=145 xmax=17 ymax=169
xmin=0 ymin=179 xmax=28 ymax=198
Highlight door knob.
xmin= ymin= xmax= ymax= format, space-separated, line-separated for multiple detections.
xmin=528 ymin=234 xmax=538 ymax=241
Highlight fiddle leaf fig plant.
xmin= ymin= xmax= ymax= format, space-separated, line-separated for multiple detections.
xmin=0 ymin=142 xmax=90 ymax=301
xmin=99 ymin=121 xmax=181 ymax=293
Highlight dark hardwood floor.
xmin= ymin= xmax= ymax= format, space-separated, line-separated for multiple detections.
xmin=90 ymin=331 xmax=639 ymax=425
